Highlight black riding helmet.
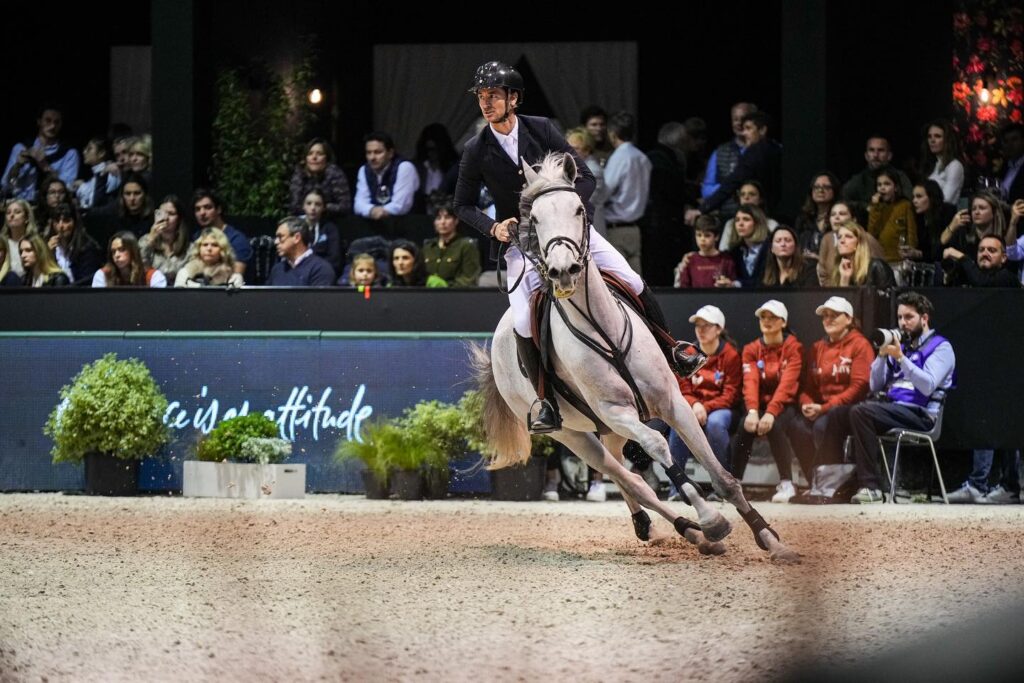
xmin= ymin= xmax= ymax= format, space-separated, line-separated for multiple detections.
xmin=468 ymin=61 xmax=525 ymax=105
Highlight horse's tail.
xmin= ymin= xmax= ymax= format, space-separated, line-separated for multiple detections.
xmin=467 ymin=341 xmax=532 ymax=470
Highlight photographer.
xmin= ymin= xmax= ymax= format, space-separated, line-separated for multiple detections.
xmin=846 ymin=292 xmax=956 ymax=503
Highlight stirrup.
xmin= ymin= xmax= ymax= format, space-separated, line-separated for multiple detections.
xmin=672 ymin=341 xmax=708 ymax=378
xmin=527 ymin=398 xmax=561 ymax=434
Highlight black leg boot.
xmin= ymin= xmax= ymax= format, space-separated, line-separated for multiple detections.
xmin=514 ymin=333 xmax=561 ymax=434
xmin=637 ymin=286 xmax=708 ymax=377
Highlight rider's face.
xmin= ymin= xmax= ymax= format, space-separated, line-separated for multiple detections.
xmin=477 ymin=87 xmax=516 ymax=125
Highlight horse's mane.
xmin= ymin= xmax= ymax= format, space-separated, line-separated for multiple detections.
xmin=519 ymin=153 xmax=575 ymax=223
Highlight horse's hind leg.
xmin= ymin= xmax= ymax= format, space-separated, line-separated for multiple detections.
xmin=599 ymin=432 xmax=651 ymax=540
xmin=663 ymin=397 xmax=800 ymax=563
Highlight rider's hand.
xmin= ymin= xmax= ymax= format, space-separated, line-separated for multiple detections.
xmin=491 ymin=218 xmax=518 ymax=243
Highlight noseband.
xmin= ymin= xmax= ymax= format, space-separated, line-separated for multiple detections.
xmin=519 ymin=185 xmax=590 ymax=282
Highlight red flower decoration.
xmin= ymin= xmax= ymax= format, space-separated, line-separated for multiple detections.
xmin=966 ymin=55 xmax=986 ymax=74
xmin=967 ymin=123 xmax=984 ymax=143
xmin=1011 ymin=109 xmax=1023 ymax=123
xmin=1011 ymin=39 xmax=1024 ymax=59
xmin=977 ymin=105 xmax=998 ymax=122
xmin=1008 ymin=88 xmax=1023 ymax=106
xmin=953 ymin=12 xmax=970 ymax=32
xmin=977 ymin=37 xmax=993 ymax=53
xmin=953 ymin=82 xmax=972 ymax=101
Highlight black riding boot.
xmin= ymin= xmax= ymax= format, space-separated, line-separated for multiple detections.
xmin=637 ymin=286 xmax=707 ymax=377
xmin=514 ymin=333 xmax=561 ymax=434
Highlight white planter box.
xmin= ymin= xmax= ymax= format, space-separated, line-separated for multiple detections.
xmin=182 ymin=461 xmax=306 ymax=499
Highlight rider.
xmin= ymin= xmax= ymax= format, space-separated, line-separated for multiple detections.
xmin=454 ymin=60 xmax=704 ymax=434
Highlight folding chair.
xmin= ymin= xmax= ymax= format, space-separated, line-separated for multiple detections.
xmin=876 ymin=404 xmax=948 ymax=504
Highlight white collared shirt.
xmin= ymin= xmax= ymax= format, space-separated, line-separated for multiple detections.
xmin=490 ymin=118 xmax=520 ymax=164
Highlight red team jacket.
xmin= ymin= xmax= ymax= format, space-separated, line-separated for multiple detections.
xmin=798 ymin=329 xmax=875 ymax=413
xmin=742 ymin=334 xmax=804 ymax=417
xmin=676 ymin=340 xmax=742 ymax=412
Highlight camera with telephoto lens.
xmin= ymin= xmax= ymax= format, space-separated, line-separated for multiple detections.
xmin=870 ymin=328 xmax=910 ymax=347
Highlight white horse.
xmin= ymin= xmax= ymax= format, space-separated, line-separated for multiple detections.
xmin=469 ymin=153 xmax=799 ymax=563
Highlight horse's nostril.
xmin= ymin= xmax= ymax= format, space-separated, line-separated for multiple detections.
xmin=568 ymin=263 xmax=582 ymax=275
xmin=548 ymin=267 xmax=560 ymax=279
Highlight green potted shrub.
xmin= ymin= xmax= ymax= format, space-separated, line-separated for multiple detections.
xmin=397 ymin=400 xmax=466 ymax=499
xmin=334 ymin=419 xmax=395 ymax=499
xmin=44 ymin=353 xmax=170 ymax=496
xmin=183 ymin=414 xmax=302 ymax=499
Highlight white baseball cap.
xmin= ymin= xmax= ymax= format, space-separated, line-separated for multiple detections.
xmin=688 ymin=305 xmax=726 ymax=329
xmin=815 ymin=296 xmax=854 ymax=318
xmin=754 ymin=299 xmax=788 ymax=323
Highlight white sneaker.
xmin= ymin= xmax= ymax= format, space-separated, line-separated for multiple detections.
xmin=542 ymin=488 xmax=559 ymax=502
xmin=946 ymin=483 xmax=985 ymax=503
xmin=586 ymin=481 xmax=607 ymax=502
xmin=851 ymin=487 xmax=884 ymax=504
xmin=978 ymin=485 xmax=1020 ymax=504
xmin=771 ymin=479 xmax=797 ymax=503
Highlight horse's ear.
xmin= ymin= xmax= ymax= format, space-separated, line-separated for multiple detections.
xmin=561 ymin=152 xmax=578 ymax=183
xmin=521 ymin=157 xmax=540 ymax=186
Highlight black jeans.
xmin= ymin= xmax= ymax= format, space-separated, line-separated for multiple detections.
xmin=848 ymin=400 xmax=934 ymax=490
xmin=732 ymin=406 xmax=798 ymax=480
xmin=787 ymin=404 xmax=856 ymax=482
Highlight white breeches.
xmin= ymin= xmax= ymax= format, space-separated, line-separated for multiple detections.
xmin=505 ymin=226 xmax=644 ymax=338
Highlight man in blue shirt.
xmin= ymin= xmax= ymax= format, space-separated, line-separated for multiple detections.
xmin=846 ymin=292 xmax=956 ymax=503
xmin=700 ymin=102 xmax=756 ymax=218
xmin=266 ymin=217 xmax=335 ymax=287
xmin=603 ymin=111 xmax=651 ymax=274
xmin=3 ymin=106 xmax=80 ymax=202
xmin=192 ymin=189 xmax=252 ymax=276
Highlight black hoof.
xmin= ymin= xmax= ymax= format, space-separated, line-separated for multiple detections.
xmin=631 ymin=510 xmax=652 ymax=541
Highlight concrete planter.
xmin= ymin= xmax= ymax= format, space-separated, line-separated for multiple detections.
xmin=182 ymin=461 xmax=305 ymax=499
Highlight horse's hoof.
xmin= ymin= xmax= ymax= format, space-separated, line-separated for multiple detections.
xmin=698 ymin=541 xmax=727 ymax=556
xmin=631 ymin=510 xmax=652 ymax=542
xmin=699 ymin=513 xmax=732 ymax=543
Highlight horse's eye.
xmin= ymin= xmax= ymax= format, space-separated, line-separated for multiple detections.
xmin=575 ymin=206 xmax=583 ymax=215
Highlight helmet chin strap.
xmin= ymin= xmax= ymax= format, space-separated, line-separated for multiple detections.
xmin=497 ymin=88 xmax=517 ymax=123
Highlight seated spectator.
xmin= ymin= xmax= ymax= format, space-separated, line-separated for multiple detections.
xmin=724 ymin=204 xmax=771 ymax=288
xmin=88 ymin=172 xmax=154 ymax=242
xmin=3 ymin=106 xmax=80 ymax=203
xmin=112 ymin=136 xmax=133 ymax=175
xmin=127 ymin=135 xmax=152 ymax=185
xmin=867 ymin=168 xmax=917 ymax=266
xmin=846 ymin=292 xmax=955 ymax=503
xmin=0 ymin=240 xmax=21 ymax=287
xmin=666 ymin=305 xmax=741 ymax=484
xmin=1004 ymin=198 xmax=1024 ymax=284
xmin=287 ymin=138 xmax=352 ymax=219
xmin=676 ymin=214 xmax=736 ymax=288
xmin=940 ymin=190 xmax=1006 ymax=261
xmin=19 ymin=234 xmax=70 ymax=287
xmin=389 ymin=239 xmax=432 ymax=287
xmin=909 ymin=180 xmax=956 ymax=264
xmin=786 ymin=296 xmax=874 ymax=488
xmin=2 ymin=199 xmax=40 ymax=278
xmin=174 ymin=228 xmax=244 ymax=288
xmin=716 ymin=181 xmax=779 ymax=251
xmin=942 ymin=235 xmax=1020 ymax=287
xmin=37 ymin=175 xmax=72 ymax=227
xmin=265 ymin=217 xmax=335 ymax=287
xmin=761 ymin=225 xmax=818 ymax=288
xmin=732 ymin=300 xmax=802 ymax=502
xmin=73 ymin=137 xmax=120 ymax=212
xmin=414 ymin=123 xmax=459 ymax=214
xmin=817 ymin=201 xmax=885 ymax=284
xmin=92 ymin=231 xmax=166 ymax=287
xmin=139 ymin=195 xmax=191 ymax=283
xmin=335 ymin=236 xmax=391 ymax=287
xmin=794 ymin=172 xmax=839 ymax=264
xmin=191 ymin=189 xmax=251 ymax=275
xmin=421 ymin=201 xmax=481 ymax=287
xmin=345 ymin=253 xmax=383 ymax=288
xmin=922 ymin=119 xmax=965 ymax=204
xmin=354 ymin=131 xmax=419 ymax=220
xmin=841 ymin=136 xmax=913 ymax=204
xmin=45 ymin=202 xmax=102 ymax=286
xmin=300 ymin=188 xmax=342 ymax=274
xmin=828 ymin=221 xmax=895 ymax=289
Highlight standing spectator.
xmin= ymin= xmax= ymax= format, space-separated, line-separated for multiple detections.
xmin=676 ymin=215 xmax=736 ymax=288
xmin=717 ymin=180 xmax=779 ymax=251
xmin=794 ymin=172 xmax=839 ymax=264
xmin=265 ymin=217 xmax=335 ymax=287
xmin=421 ymin=202 xmax=481 ymax=287
xmin=732 ymin=300 xmax=803 ymax=503
xmin=940 ymin=190 xmax=1006 ymax=263
xmin=414 ymin=123 xmax=459 ymax=214
xmin=1003 ymin=198 xmax=1024 ymax=284
xmin=139 ymin=195 xmax=191 ymax=283
xmin=942 ymin=234 xmax=1019 ymax=287
xmin=192 ymin=188 xmax=251 ymax=275
xmin=921 ymin=119 xmax=965 ymax=204
xmin=867 ymin=168 xmax=917 ymax=266
xmin=3 ymin=106 xmax=80 ymax=202
xmin=566 ymin=127 xmax=607 ymax=236
xmin=73 ymin=137 xmax=120 ymax=212
xmin=724 ymin=204 xmax=771 ymax=288
xmin=1 ymin=199 xmax=40 ymax=278
xmin=18 ymin=234 xmax=69 ymax=287
xmin=354 ymin=132 xmax=419 ymax=220
xmin=701 ymin=102 xmax=757 ymax=219
xmin=300 ymin=188 xmax=342 ymax=274
xmin=828 ymin=221 xmax=896 ymax=289
xmin=45 ymin=202 xmax=102 ymax=286
xmin=92 ymin=231 xmax=166 ymax=287
xmin=998 ymin=123 xmax=1024 ymax=203
xmin=174 ymin=228 xmax=244 ymax=288
xmin=0 ymin=240 xmax=22 ymax=286
xmin=644 ymin=121 xmax=695 ymax=284
xmin=287 ymin=138 xmax=352 ymax=219
xmin=787 ymin=296 xmax=874 ymax=486
xmin=602 ymin=111 xmax=651 ymax=274
xmin=761 ymin=225 xmax=817 ymax=288
xmin=579 ymin=105 xmax=613 ymax=167
xmin=666 ymin=305 xmax=742 ymax=483
xmin=847 ymin=292 xmax=955 ymax=504
xmin=909 ymin=180 xmax=956 ymax=264
xmin=842 ymin=136 xmax=913 ymax=204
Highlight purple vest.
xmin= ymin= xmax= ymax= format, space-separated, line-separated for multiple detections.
xmin=886 ymin=333 xmax=951 ymax=407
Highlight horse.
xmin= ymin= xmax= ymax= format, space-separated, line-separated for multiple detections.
xmin=469 ymin=152 xmax=799 ymax=563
